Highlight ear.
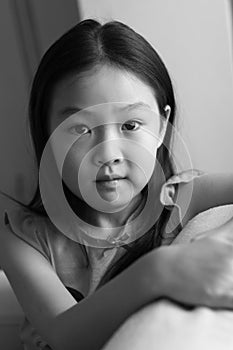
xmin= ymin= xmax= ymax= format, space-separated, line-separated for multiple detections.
xmin=157 ymin=105 xmax=171 ymax=148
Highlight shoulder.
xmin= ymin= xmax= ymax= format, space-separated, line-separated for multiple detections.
xmin=161 ymin=170 xmax=233 ymax=234
xmin=2 ymin=202 xmax=52 ymax=261
xmin=2 ymin=201 xmax=87 ymax=277
xmin=181 ymin=171 xmax=233 ymax=219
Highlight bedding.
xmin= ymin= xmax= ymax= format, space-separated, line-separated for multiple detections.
xmin=102 ymin=204 xmax=233 ymax=350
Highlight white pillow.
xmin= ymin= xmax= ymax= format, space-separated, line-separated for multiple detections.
xmin=102 ymin=205 xmax=233 ymax=350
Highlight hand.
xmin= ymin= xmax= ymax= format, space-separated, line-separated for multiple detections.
xmin=149 ymin=216 xmax=233 ymax=309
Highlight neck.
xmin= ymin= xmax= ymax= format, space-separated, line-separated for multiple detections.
xmin=63 ymin=183 xmax=145 ymax=229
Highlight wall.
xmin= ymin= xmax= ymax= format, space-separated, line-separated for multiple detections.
xmin=0 ymin=0 xmax=232 ymax=209
xmin=78 ymin=0 xmax=233 ymax=173
xmin=0 ymin=0 xmax=80 ymax=205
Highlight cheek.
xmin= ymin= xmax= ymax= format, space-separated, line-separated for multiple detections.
xmin=129 ymin=160 xmax=155 ymax=189
xmin=112 ymin=152 xmax=154 ymax=197
xmin=62 ymin=145 xmax=83 ymax=187
xmin=127 ymin=136 xmax=157 ymax=181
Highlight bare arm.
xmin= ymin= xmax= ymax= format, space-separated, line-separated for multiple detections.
xmin=1 ymin=202 xmax=233 ymax=349
xmin=175 ymin=172 xmax=233 ymax=227
xmin=192 ymin=172 xmax=233 ymax=215
xmin=0 ymin=224 xmax=162 ymax=350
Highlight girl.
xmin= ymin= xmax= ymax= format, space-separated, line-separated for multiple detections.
xmin=0 ymin=19 xmax=233 ymax=350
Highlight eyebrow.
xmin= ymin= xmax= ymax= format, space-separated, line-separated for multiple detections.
xmin=58 ymin=102 xmax=152 ymax=119
xmin=119 ymin=102 xmax=152 ymax=112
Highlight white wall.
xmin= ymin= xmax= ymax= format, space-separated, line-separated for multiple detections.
xmin=78 ymin=0 xmax=233 ymax=173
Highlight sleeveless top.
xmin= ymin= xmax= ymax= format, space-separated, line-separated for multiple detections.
xmin=2 ymin=168 xmax=205 ymax=349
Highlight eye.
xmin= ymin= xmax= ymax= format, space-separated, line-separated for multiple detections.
xmin=69 ymin=125 xmax=90 ymax=135
xmin=122 ymin=120 xmax=141 ymax=131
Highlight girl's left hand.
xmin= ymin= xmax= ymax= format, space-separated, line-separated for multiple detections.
xmin=146 ymin=215 xmax=233 ymax=309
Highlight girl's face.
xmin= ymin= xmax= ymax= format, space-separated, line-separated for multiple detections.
xmin=48 ymin=65 xmax=168 ymax=213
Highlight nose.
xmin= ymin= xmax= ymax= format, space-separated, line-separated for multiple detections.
xmin=99 ymin=157 xmax=123 ymax=167
xmin=93 ymin=125 xmax=124 ymax=167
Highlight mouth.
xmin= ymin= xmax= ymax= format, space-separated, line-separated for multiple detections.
xmin=95 ymin=178 xmax=126 ymax=190
xmin=95 ymin=175 xmax=127 ymax=190
xmin=95 ymin=175 xmax=126 ymax=182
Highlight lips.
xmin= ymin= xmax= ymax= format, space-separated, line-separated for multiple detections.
xmin=95 ymin=175 xmax=126 ymax=182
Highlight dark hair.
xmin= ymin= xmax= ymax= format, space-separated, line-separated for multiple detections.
xmin=9 ymin=19 xmax=178 ymax=289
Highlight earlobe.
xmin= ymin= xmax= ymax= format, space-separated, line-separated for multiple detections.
xmin=157 ymin=105 xmax=171 ymax=148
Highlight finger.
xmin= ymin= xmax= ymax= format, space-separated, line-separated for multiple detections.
xmin=206 ymin=295 xmax=233 ymax=311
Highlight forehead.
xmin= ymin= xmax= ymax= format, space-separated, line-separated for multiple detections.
xmin=49 ymin=66 xmax=160 ymax=118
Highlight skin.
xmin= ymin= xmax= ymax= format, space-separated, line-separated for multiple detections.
xmin=0 ymin=65 xmax=233 ymax=350
xmin=47 ymin=64 xmax=170 ymax=260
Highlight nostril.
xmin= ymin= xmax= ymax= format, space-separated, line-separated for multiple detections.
xmin=104 ymin=159 xmax=119 ymax=165
xmin=99 ymin=158 xmax=123 ymax=166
